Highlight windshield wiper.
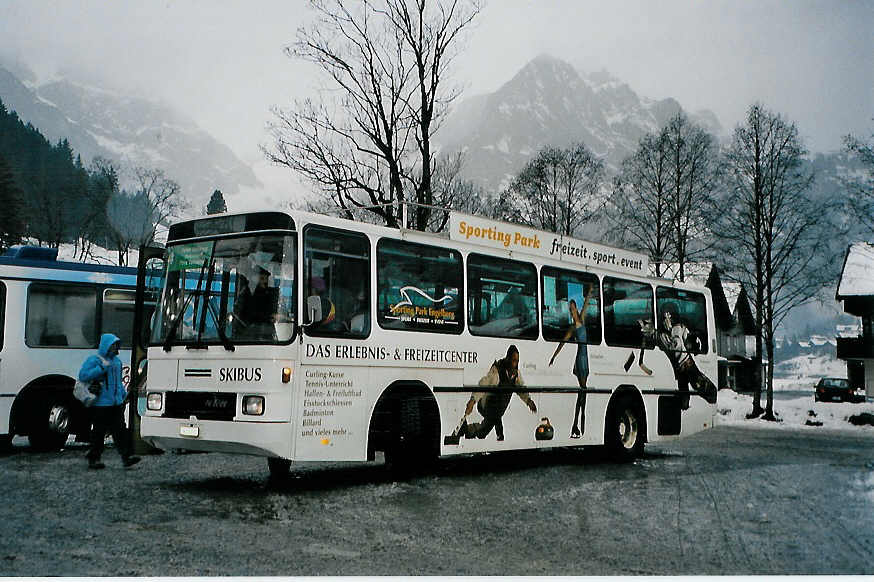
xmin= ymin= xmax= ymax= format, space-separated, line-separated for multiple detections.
xmin=205 ymin=300 xmax=235 ymax=351
xmin=189 ymin=259 xmax=235 ymax=352
xmin=163 ymin=257 xmax=209 ymax=352
xmin=190 ymin=257 xmax=217 ymax=350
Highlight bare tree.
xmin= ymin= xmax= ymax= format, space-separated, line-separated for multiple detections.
xmin=503 ymin=143 xmax=607 ymax=236
xmin=716 ymin=103 xmax=827 ymax=420
xmin=421 ymin=150 xmax=494 ymax=231
xmin=264 ymin=0 xmax=481 ymax=230
xmin=842 ymin=128 xmax=874 ymax=233
xmin=105 ymin=166 xmax=184 ymax=265
xmin=607 ymin=114 xmax=720 ymax=280
xmin=607 ymin=131 xmax=673 ymax=277
xmin=663 ymin=112 xmax=720 ymax=281
xmin=106 ymin=190 xmax=154 ymax=266
xmin=73 ymin=157 xmax=119 ymax=262
xmin=135 ymin=167 xmax=184 ymax=242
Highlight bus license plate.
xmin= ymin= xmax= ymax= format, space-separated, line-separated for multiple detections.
xmin=180 ymin=425 xmax=199 ymax=437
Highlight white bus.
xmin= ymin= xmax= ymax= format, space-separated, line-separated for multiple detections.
xmin=0 ymin=246 xmax=147 ymax=450
xmin=141 ymin=210 xmax=718 ymax=476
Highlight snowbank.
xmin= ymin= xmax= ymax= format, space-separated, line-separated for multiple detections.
xmin=716 ymin=389 xmax=874 ymax=433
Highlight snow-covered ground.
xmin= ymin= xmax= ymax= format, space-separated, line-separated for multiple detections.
xmin=716 ymin=389 xmax=874 ymax=434
xmin=773 ymin=354 xmax=846 ymax=389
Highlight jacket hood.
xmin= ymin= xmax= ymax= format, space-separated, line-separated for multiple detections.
xmin=98 ymin=333 xmax=121 ymax=356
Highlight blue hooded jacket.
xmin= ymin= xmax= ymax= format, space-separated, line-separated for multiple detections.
xmin=78 ymin=333 xmax=127 ymax=407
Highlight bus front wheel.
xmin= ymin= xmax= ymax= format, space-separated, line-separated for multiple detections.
xmin=28 ymin=397 xmax=72 ymax=451
xmin=605 ymin=395 xmax=645 ymax=461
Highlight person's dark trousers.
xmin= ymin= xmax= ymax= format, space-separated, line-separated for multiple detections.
xmin=88 ymin=405 xmax=132 ymax=463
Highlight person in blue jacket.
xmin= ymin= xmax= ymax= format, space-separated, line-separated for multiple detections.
xmin=78 ymin=333 xmax=141 ymax=470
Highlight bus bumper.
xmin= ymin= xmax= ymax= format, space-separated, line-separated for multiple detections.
xmin=141 ymin=415 xmax=292 ymax=458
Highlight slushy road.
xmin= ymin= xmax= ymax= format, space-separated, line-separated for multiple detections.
xmin=0 ymin=425 xmax=871 ymax=576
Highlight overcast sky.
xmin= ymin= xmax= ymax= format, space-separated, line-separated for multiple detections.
xmin=1 ymin=0 xmax=871 ymax=182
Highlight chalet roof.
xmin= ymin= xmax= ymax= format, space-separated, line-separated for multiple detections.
xmin=722 ymin=281 xmax=742 ymax=314
xmin=836 ymin=242 xmax=874 ymax=299
xmin=652 ymin=262 xmax=712 ymax=286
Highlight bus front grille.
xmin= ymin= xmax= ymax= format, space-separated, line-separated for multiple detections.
xmin=163 ymin=391 xmax=236 ymax=421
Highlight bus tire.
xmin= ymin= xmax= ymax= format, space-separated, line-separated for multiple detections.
xmin=267 ymin=457 xmax=291 ymax=479
xmin=384 ymin=396 xmax=439 ymax=476
xmin=28 ymin=396 xmax=73 ymax=451
xmin=605 ymin=394 xmax=645 ymax=462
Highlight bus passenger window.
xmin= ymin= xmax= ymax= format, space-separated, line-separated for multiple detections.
xmin=541 ymin=267 xmax=600 ymax=344
xmin=467 ymin=253 xmax=538 ymax=340
xmin=102 ymin=289 xmax=137 ymax=349
xmin=25 ymin=283 xmax=98 ymax=348
xmin=304 ymin=225 xmax=371 ymax=338
xmin=656 ymin=287 xmax=709 ymax=354
xmin=602 ymin=276 xmax=653 ymax=349
xmin=376 ymin=239 xmax=463 ymax=334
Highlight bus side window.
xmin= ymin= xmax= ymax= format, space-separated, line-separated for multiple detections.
xmin=656 ymin=286 xmax=709 ymax=354
xmin=467 ymin=253 xmax=538 ymax=340
xmin=603 ymin=276 xmax=654 ymax=349
xmin=376 ymin=239 xmax=463 ymax=334
xmin=102 ymin=288 xmax=136 ymax=349
xmin=541 ymin=267 xmax=600 ymax=344
xmin=25 ymin=283 xmax=98 ymax=348
xmin=303 ymin=225 xmax=371 ymax=339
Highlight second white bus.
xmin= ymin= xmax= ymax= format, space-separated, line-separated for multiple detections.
xmin=0 ymin=246 xmax=145 ymax=450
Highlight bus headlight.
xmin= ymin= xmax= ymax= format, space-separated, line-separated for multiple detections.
xmin=243 ymin=395 xmax=265 ymax=416
xmin=146 ymin=392 xmax=163 ymax=411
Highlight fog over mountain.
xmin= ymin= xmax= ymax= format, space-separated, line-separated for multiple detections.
xmin=0 ymin=63 xmax=259 ymax=210
xmin=437 ymin=54 xmax=724 ymax=190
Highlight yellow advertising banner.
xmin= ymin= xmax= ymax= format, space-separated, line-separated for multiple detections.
xmin=449 ymin=212 xmax=649 ymax=277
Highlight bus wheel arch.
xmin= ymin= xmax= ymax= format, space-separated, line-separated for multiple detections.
xmin=368 ymin=381 xmax=440 ymax=470
xmin=604 ymin=385 xmax=647 ymax=461
xmin=13 ymin=375 xmax=83 ymax=451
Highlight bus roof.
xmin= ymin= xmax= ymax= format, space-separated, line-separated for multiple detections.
xmin=168 ymin=208 xmax=655 ymax=279
xmin=0 ymin=246 xmax=137 ymax=279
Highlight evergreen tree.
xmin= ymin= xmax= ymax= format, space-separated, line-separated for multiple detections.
xmin=0 ymin=153 xmax=25 ymax=251
xmin=206 ymin=189 xmax=227 ymax=215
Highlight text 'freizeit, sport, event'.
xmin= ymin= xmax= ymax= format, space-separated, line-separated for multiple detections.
xmin=449 ymin=212 xmax=649 ymax=277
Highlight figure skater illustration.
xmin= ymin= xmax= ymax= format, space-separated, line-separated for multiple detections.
xmin=548 ymin=285 xmax=596 ymax=438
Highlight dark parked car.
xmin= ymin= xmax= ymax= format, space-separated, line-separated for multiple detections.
xmin=814 ymin=377 xmax=862 ymax=403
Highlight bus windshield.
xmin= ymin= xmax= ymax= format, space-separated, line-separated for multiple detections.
xmin=151 ymin=234 xmax=296 ymax=347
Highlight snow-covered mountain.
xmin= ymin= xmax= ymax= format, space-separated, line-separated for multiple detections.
xmin=437 ymin=54 xmax=724 ymax=190
xmin=0 ymin=64 xmax=259 ymax=210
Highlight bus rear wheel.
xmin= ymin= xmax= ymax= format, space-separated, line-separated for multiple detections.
xmin=28 ymin=397 xmax=72 ymax=451
xmin=605 ymin=395 xmax=644 ymax=461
